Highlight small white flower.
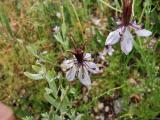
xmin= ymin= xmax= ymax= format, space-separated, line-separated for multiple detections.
xmin=103 ymin=45 xmax=114 ymax=56
xmin=99 ymin=45 xmax=114 ymax=60
xmin=53 ymin=26 xmax=60 ymax=33
xmin=61 ymin=51 xmax=100 ymax=87
xmin=56 ymin=12 xmax=61 ymax=18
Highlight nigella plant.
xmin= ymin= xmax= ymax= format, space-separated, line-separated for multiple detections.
xmin=105 ymin=0 xmax=152 ymax=55
xmin=61 ymin=41 xmax=100 ymax=87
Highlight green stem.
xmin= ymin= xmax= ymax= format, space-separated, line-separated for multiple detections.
xmin=118 ymin=113 xmax=133 ymax=119
xmin=132 ymin=0 xmax=135 ymax=17
xmin=99 ymin=0 xmax=122 ymax=13
xmin=139 ymin=4 xmax=146 ymax=24
xmin=88 ymin=85 xmax=124 ymax=106
xmin=69 ymin=0 xmax=83 ymax=33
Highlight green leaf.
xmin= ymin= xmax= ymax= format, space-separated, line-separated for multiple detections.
xmin=22 ymin=116 xmax=34 ymax=120
xmin=26 ymin=45 xmax=38 ymax=57
xmin=44 ymin=93 xmax=58 ymax=108
xmin=54 ymin=32 xmax=64 ymax=45
xmin=24 ymin=72 xmax=44 ymax=80
xmin=75 ymin=114 xmax=84 ymax=120
xmin=54 ymin=32 xmax=69 ymax=50
xmin=46 ymin=72 xmax=57 ymax=98
xmin=45 ymin=88 xmax=53 ymax=95
xmin=54 ymin=115 xmax=61 ymax=120
xmin=32 ymin=65 xmax=41 ymax=72
xmin=59 ymin=87 xmax=70 ymax=113
xmin=0 ymin=6 xmax=13 ymax=37
xmin=48 ymin=80 xmax=57 ymax=99
xmin=61 ymin=22 xmax=67 ymax=38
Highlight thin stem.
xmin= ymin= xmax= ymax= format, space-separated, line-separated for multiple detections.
xmin=132 ymin=0 xmax=135 ymax=17
xmin=87 ymin=85 xmax=124 ymax=106
xmin=60 ymin=6 xmax=65 ymax=24
xmin=118 ymin=113 xmax=133 ymax=119
xmin=138 ymin=4 xmax=146 ymax=24
xmin=115 ymin=0 xmax=121 ymax=17
xmin=99 ymin=0 xmax=122 ymax=13
xmin=69 ymin=0 xmax=83 ymax=33
xmin=68 ymin=35 xmax=77 ymax=48
xmin=94 ymin=85 xmax=124 ymax=100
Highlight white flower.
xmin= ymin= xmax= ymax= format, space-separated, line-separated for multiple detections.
xmin=103 ymin=45 xmax=114 ymax=56
xmin=99 ymin=45 xmax=114 ymax=60
xmin=53 ymin=26 xmax=60 ymax=33
xmin=61 ymin=53 xmax=100 ymax=87
xmin=56 ymin=12 xmax=61 ymax=18
xmin=105 ymin=23 xmax=152 ymax=55
xmin=105 ymin=0 xmax=152 ymax=55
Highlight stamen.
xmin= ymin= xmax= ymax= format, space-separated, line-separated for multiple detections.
xmin=68 ymin=34 xmax=77 ymax=49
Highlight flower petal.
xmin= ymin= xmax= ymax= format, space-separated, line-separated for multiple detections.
xmin=78 ymin=66 xmax=91 ymax=86
xmin=98 ymin=51 xmax=106 ymax=60
xmin=84 ymin=53 xmax=91 ymax=60
xmin=61 ymin=59 xmax=74 ymax=71
xmin=66 ymin=65 xmax=77 ymax=81
xmin=85 ymin=62 xmax=100 ymax=74
xmin=105 ymin=28 xmax=121 ymax=45
xmin=135 ymin=29 xmax=152 ymax=37
xmin=120 ymin=28 xmax=133 ymax=55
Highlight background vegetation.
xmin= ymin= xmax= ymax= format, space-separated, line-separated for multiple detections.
xmin=0 ymin=0 xmax=160 ymax=119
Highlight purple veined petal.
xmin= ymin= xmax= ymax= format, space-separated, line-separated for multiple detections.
xmin=78 ymin=66 xmax=91 ymax=87
xmin=84 ymin=53 xmax=91 ymax=60
xmin=135 ymin=29 xmax=152 ymax=37
xmin=120 ymin=28 xmax=133 ymax=55
xmin=84 ymin=61 xmax=100 ymax=74
xmin=105 ymin=28 xmax=121 ymax=45
xmin=61 ymin=59 xmax=74 ymax=71
xmin=130 ymin=21 xmax=141 ymax=29
xmin=66 ymin=65 xmax=77 ymax=81
xmin=130 ymin=22 xmax=152 ymax=37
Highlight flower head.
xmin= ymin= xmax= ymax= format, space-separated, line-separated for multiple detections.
xmin=52 ymin=26 xmax=60 ymax=33
xmin=61 ymin=45 xmax=100 ymax=87
xmin=56 ymin=12 xmax=61 ymax=18
xmin=99 ymin=45 xmax=114 ymax=61
xmin=105 ymin=0 xmax=152 ymax=55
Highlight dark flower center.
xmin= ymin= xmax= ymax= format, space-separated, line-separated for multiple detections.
xmin=74 ymin=48 xmax=84 ymax=64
